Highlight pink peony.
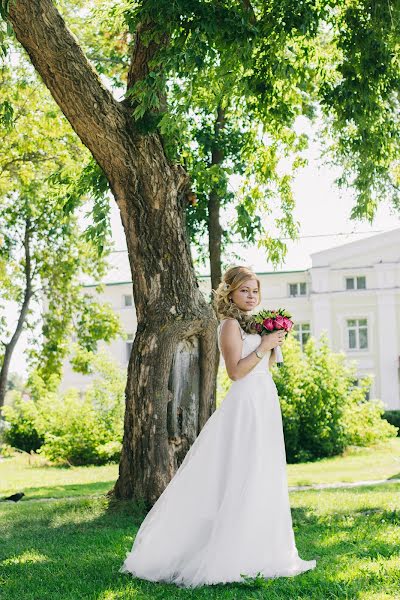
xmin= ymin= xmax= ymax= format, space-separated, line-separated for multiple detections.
xmin=263 ymin=318 xmax=274 ymax=331
xmin=282 ymin=317 xmax=294 ymax=331
xmin=255 ymin=323 xmax=262 ymax=333
xmin=274 ymin=315 xmax=285 ymax=329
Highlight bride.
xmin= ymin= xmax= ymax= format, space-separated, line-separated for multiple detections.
xmin=120 ymin=265 xmax=317 ymax=588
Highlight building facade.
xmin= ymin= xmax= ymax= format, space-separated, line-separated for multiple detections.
xmin=60 ymin=229 xmax=400 ymax=410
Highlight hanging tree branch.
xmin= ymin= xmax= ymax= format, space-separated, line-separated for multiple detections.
xmin=7 ymin=0 xmax=130 ymax=174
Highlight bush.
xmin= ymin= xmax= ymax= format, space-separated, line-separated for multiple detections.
xmin=382 ymin=410 xmax=400 ymax=436
xmin=272 ymin=333 xmax=397 ymax=462
xmin=1 ymin=393 xmax=44 ymax=452
xmin=0 ymin=443 xmax=17 ymax=458
xmin=343 ymin=398 xmax=399 ymax=445
xmin=1 ymin=350 xmax=125 ymax=465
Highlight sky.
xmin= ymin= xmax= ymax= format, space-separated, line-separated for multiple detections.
xmin=5 ymin=118 xmax=400 ymax=377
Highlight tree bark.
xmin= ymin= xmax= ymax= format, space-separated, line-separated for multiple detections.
xmin=113 ymin=134 xmax=218 ymax=505
xmin=0 ymin=221 xmax=33 ymax=409
xmin=8 ymin=0 xmax=218 ymax=505
xmin=208 ymin=104 xmax=225 ymax=293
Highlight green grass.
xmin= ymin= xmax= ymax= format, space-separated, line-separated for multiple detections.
xmin=1 ymin=438 xmax=399 ymax=502
xmin=286 ymin=437 xmax=400 ymax=487
xmin=0 ymin=454 xmax=117 ymax=499
xmin=1 ymin=439 xmax=399 ymax=598
xmin=0 ymin=484 xmax=399 ymax=599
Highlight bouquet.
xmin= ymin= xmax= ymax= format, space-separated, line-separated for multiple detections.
xmin=252 ymin=308 xmax=294 ymax=367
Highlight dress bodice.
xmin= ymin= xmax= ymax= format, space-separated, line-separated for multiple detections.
xmin=217 ymin=319 xmax=271 ymax=376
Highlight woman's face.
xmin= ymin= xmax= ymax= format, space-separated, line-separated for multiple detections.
xmin=230 ymin=278 xmax=260 ymax=312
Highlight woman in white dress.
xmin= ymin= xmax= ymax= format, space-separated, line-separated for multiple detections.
xmin=120 ymin=265 xmax=317 ymax=588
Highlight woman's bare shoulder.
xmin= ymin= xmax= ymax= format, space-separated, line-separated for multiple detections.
xmin=219 ymin=317 xmax=238 ymax=325
xmin=219 ymin=318 xmax=241 ymax=334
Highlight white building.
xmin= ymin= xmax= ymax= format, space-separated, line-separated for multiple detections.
xmin=60 ymin=229 xmax=400 ymax=410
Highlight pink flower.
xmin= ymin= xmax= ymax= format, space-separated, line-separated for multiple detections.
xmin=274 ymin=315 xmax=285 ymax=329
xmin=255 ymin=323 xmax=262 ymax=333
xmin=282 ymin=317 xmax=294 ymax=331
xmin=263 ymin=318 xmax=274 ymax=331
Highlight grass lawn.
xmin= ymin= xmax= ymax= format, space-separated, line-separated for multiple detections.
xmin=1 ymin=439 xmax=399 ymax=599
xmin=0 ymin=454 xmax=117 ymax=500
xmin=1 ymin=438 xmax=399 ymax=501
xmin=1 ymin=485 xmax=399 ymax=599
xmin=286 ymin=437 xmax=400 ymax=487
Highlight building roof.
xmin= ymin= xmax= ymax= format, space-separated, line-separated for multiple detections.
xmin=83 ymin=228 xmax=400 ymax=287
xmin=310 ymin=227 xmax=400 ymax=267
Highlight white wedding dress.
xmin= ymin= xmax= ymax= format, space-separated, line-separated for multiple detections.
xmin=120 ymin=319 xmax=317 ymax=588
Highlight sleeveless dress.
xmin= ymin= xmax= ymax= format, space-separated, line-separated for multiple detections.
xmin=120 ymin=319 xmax=317 ymax=588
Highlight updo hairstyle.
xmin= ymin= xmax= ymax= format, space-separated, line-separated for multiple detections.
xmin=212 ymin=265 xmax=261 ymax=334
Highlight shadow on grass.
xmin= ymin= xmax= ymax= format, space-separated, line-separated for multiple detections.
xmin=0 ymin=489 xmax=399 ymax=600
xmin=4 ymin=480 xmax=116 ymax=501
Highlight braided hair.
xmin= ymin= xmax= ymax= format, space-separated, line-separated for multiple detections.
xmin=212 ymin=265 xmax=261 ymax=334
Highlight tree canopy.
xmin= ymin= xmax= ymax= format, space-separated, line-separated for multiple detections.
xmin=0 ymin=45 xmax=123 ymax=400
xmin=4 ymin=1 xmax=398 ymax=277
xmin=119 ymin=0 xmax=400 ymax=268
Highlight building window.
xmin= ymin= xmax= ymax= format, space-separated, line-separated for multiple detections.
xmin=288 ymin=282 xmax=307 ymax=297
xmin=126 ymin=333 xmax=134 ymax=361
xmin=123 ymin=294 xmax=133 ymax=307
xmin=293 ymin=322 xmax=311 ymax=350
xmin=345 ymin=276 xmax=366 ymax=290
xmin=346 ymin=318 xmax=368 ymax=350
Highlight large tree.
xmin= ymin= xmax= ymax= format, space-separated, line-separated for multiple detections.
xmin=4 ymin=0 xmax=219 ymax=506
xmin=3 ymin=0 xmax=399 ymax=506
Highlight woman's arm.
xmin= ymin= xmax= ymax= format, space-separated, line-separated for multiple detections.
xmin=219 ymin=319 xmax=280 ymax=381
xmin=268 ymin=349 xmax=276 ymax=371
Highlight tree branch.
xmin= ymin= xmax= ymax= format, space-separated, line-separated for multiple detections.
xmin=8 ymin=0 xmax=130 ymax=174
xmin=126 ymin=18 xmax=169 ymax=113
xmin=240 ymin=0 xmax=257 ymax=25
xmin=127 ymin=19 xmax=169 ymax=88
xmin=0 ymin=222 xmax=35 ymax=407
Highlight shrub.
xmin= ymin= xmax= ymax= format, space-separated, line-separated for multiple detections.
xmin=35 ymin=389 xmax=111 ymax=465
xmin=272 ymin=333 xmax=397 ymax=462
xmin=343 ymin=397 xmax=399 ymax=446
xmin=1 ymin=349 xmax=125 ymax=465
xmin=0 ymin=443 xmax=17 ymax=458
xmin=1 ymin=393 xmax=44 ymax=452
xmin=382 ymin=410 xmax=400 ymax=436
xmin=95 ymin=440 xmax=123 ymax=463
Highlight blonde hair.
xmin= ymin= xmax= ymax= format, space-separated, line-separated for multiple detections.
xmin=212 ymin=265 xmax=261 ymax=334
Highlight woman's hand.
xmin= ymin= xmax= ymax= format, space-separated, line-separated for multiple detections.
xmin=259 ymin=329 xmax=286 ymax=351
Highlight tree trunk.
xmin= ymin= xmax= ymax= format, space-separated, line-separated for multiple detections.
xmin=0 ymin=222 xmax=33 ymax=410
xmin=0 ymin=301 xmax=31 ymax=409
xmin=113 ymin=134 xmax=218 ymax=505
xmin=8 ymin=0 xmax=219 ymax=505
xmin=208 ymin=104 xmax=225 ymax=292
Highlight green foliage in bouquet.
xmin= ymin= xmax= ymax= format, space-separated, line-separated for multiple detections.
xmin=1 ymin=350 xmax=125 ymax=465
xmin=272 ymin=333 xmax=398 ymax=462
xmin=253 ymin=308 xmax=292 ymax=320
